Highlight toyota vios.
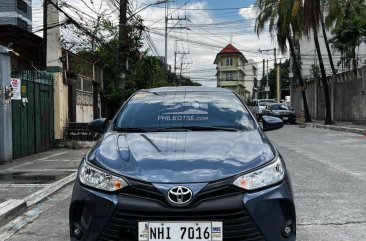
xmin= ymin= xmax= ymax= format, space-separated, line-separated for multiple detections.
xmin=70 ymin=87 xmax=296 ymax=241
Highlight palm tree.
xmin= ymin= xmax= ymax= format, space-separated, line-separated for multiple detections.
xmin=303 ymin=0 xmax=333 ymax=124
xmin=324 ymin=0 xmax=366 ymax=71
xmin=255 ymin=0 xmax=312 ymax=122
xmin=320 ymin=2 xmax=336 ymax=75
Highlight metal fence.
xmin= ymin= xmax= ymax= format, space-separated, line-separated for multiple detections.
xmin=11 ymin=69 xmax=54 ymax=158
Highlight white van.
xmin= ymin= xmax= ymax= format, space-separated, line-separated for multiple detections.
xmin=248 ymin=99 xmax=276 ymax=120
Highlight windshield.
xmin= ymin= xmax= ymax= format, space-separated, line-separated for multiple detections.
xmin=259 ymin=99 xmax=275 ymax=106
xmin=271 ymin=104 xmax=289 ymax=110
xmin=114 ymin=91 xmax=255 ymax=131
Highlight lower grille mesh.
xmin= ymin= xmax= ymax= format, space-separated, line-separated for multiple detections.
xmin=99 ymin=207 xmax=265 ymax=241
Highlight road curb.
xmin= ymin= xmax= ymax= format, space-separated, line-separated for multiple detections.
xmin=304 ymin=123 xmax=366 ymax=135
xmin=0 ymin=172 xmax=76 ymax=226
xmin=0 ymin=199 xmax=26 ymax=227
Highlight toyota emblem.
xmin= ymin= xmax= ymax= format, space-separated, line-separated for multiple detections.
xmin=167 ymin=186 xmax=193 ymax=205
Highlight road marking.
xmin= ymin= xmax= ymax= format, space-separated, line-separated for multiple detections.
xmin=24 ymin=172 xmax=76 ymax=207
xmin=0 ymin=184 xmax=50 ymax=188
xmin=0 ymin=151 xmax=68 ymax=174
xmin=0 ymin=169 xmax=78 ymax=173
xmin=40 ymin=159 xmax=81 ymax=162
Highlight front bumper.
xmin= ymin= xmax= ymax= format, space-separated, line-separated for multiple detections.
xmin=70 ymin=178 xmax=296 ymax=241
xmin=271 ymin=114 xmax=296 ymax=123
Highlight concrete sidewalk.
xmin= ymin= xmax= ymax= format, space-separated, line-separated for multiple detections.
xmin=0 ymin=148 xmax=87 ymax=226
xmin=304 ymin=120 xmax=366 ymax=135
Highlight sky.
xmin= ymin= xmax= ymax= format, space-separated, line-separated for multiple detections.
xmin=32 ymin=0 xmax=285 ymax=86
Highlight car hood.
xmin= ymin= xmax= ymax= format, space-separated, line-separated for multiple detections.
xmin=87 ymin=131 xmax=276 ymax=183
xmin=273 ymin=110 xmax=295 ymax=114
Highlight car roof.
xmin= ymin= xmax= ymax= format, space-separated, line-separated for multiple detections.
xmin=139 ymin=86 xmax=233 ymax=93
xmin=268 ymin=103 xmax=283 ymax=105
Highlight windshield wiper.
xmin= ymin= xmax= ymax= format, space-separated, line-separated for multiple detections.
xmin=114 ymin=127 xmax=148 ymax=133
xmin=151 ymin=127 xmax=192 ymax=132
xmin=153 ymin=126 xmax=240 ymax=132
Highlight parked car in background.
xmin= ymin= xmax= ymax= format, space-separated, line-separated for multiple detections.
xmin=263 ymin=103 xmax=297 ymax=124
xmin=248 ymin=99 xmax=276 ymax=120
xmin=70 ymin=87 xmax=296 ymax=241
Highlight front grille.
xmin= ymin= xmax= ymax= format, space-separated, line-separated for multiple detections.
xmin=99 ymin=205 xmax=265 ymax=241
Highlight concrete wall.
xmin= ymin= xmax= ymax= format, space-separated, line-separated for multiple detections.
xmin=299 ymin=29 xmax=366 ymax=79
xmin=292 ymin=66 xmax=366 ymax=121
xmin=76 ymin=90 xmax=93 ymax=123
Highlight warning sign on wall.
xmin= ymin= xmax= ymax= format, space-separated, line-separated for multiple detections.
xmin=11 ymin=78 xmax=21 ymax=100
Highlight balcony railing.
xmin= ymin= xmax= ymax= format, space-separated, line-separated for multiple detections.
xmin=218 ymin=80 xmax=245 ymax=87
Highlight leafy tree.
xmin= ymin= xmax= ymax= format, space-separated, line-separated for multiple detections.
xmin=130 ymin=55 xmax=168 ymax=89
xmin=329 ymin=12 xmax=366 ymax=71
xmin=323 ymin=0 xmax=366 ymax=73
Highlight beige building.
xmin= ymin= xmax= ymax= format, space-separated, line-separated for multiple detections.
xmin=214 ymin=44 xmax=248 ymax=99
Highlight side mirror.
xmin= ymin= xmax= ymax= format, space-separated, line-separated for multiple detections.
xmin=88 ymin=118 xmax=107 ymax=133
xmin=262 ymin=116 xmax=284 ymax=132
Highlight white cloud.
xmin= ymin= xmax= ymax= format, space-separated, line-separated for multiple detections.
xmin=238 ymin=5 xmax=258 ymax=20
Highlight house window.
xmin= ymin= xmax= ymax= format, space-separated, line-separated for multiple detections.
xmin=226 ymin=73 xmax=233 ymax=80
xmin=17 ymin=18 xmax=28 ymax=30
xmin=17 ymin=0 xmax=28 ymax=13
xmin=226 ymin=58 xmax=233 ymax=66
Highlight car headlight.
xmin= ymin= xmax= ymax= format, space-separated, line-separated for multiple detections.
xmin=233 ymin=157 xmax=285 ymax=190
xmin=79 ymin=159 xmax=128 ymax=191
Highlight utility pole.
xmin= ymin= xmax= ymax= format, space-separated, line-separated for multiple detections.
xmin=119 ymin=0 xmax=128 ymax=91
xmin=273 ymin=47 xmax=281 ymax=102
xmin=174 ymin=51 xmax=189 ymax=73
xmin=174 ymin=40 xmax=178 ymax=74
xmin=43 ymin=0 xmax=48 ymax=68
xmin=259 ymin=48 xmax=278 ymax=99
xmin=164 ymin=2 xmax=189 ymax=70
xmin=47 ymin=0 xmax=67 ymax=140
xmin=164 ymin=2 xmax=168 ymax=68
xmin=266 ymin=59 xmax=269 ymax=99
xmin=277 ymin=59 xmax=281 ymax=102
xmin=175 ymin=51 xmax=189 ymax=85
xmin=0 ymin=46 xmax=12 ymax=163
xmin=262 ymin=59 xmax=265 ymax=98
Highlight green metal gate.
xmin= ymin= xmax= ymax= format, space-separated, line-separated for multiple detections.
xmin=11 ymin=70 xmax=54 ymax=159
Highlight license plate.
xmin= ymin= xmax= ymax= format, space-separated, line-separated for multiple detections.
xmin=138 ymin=221 xmax=223 ymax=241
xmin=282 ymin=117 xmax=288 ymax=120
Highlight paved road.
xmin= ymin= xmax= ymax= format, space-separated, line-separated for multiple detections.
xmin=2 ymin=125 xmax=366 ymax=240
xmin=267 ymin=125 xmax=366 ymax=240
